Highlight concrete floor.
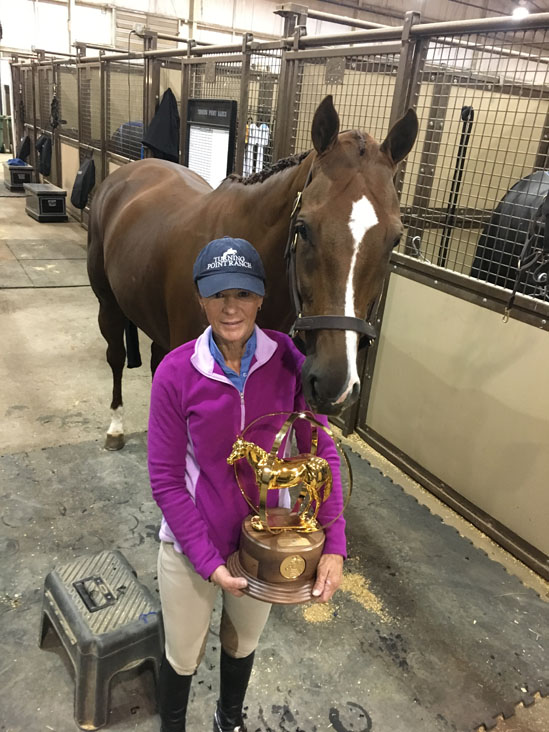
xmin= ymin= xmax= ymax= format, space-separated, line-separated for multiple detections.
xmin=0 ymin=160 xmax=548 ymax=732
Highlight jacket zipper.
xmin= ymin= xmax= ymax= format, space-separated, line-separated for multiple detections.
xmin=240 ymin=390 xmax=245 ymax=431
xmin=191 ymin=331 xmax=276 ymax=433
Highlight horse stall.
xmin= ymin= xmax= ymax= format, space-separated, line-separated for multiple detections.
xmin=3 ymin=9 xmax=549 ymax=732
xmin=357 ymin=16 xmax=549 ymax=580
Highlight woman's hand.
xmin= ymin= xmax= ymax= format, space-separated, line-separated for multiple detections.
xmin=312 ymin=553 xmax=344 ymax=603
xmin=210 ymin=565 xmax=248 ymax=597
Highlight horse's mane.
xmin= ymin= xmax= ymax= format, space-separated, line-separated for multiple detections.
xmin=224 ymin=130 xmax=367 ymax=187
xmin=226 ymin=149 xmax=311 ymax=186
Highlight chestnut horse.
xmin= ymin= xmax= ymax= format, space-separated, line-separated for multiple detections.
xmin=88 ymin=96 xmax=417 ymax=449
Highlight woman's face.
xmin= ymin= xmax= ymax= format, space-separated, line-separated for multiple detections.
xmin=200 ymin=289 xmax=263 ymax=347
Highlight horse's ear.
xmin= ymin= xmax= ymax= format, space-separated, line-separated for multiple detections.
xmin=311 ymin=95 xmax=340 ymax=156
xmin=380 ymin=108 xmax=418 ymax=165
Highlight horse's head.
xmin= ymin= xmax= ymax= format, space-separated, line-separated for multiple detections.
xmin=294 ymin=95 xmax=418 ymax=414
xmin=227 ymin=436 xmax=248 ymax=464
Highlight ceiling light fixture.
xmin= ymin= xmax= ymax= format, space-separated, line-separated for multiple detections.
xmin=512 ymin=2 xmax=530 ymax=18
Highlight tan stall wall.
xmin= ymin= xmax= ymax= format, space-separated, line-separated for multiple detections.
xmin=412 ymin=226 xmax=482 ymax=275
xmin=160 ymin=66 xmax=182 ymax=102
xmin=400 ymin=90 xmax=548 ymax=203
xmin=367 ymin=273 xmax=549 ymax=557
xmin=61 ymin=141 xmax=81 ymax=218
xmin=429 ymin=87 xmax=548 ymax=212
xmin=108 ymin=160 xmax=122 ymax=175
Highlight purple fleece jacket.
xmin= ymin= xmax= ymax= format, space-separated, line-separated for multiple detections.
xmin=148 ymin=325 xmax=347 ymax=580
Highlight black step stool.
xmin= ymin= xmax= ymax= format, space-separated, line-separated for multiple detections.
xmin=24 ymin=182 xmax=68 ymax=222
xmin=39 ymin=550 xmax=163 ymax=730
xmin=3 ymin=161 xmax=34 ymax=191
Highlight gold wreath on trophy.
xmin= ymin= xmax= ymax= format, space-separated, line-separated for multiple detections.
xmin=226 ymin=411 xmax=352 ymax=605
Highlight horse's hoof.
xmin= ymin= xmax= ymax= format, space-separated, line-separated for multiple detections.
xmin=105 ymin=433 xmax=125 ymax=451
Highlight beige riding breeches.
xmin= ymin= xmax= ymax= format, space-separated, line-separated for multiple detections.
xmin=157 ymin=541 xmax=272 ymax=675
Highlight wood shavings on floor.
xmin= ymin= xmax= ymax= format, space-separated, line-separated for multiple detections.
xmin=302 ymin=571 xmax=390 ymax=623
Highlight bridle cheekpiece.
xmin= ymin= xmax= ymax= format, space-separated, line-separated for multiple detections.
xmin=284 ymin=165 xmax=378 ymax=349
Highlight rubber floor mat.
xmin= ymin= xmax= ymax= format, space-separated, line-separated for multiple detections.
xmin=0 ymin=439 xmax=547 ymax=731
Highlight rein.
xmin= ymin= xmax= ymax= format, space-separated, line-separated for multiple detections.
xmin=505 ymin=192 xmax=549 ymax=318
xmin=284 ymin=164 xmax=378 ymax=351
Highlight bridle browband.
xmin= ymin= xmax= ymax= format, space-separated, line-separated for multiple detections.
xmin=283 ymin=164 xmax=378 ymax=349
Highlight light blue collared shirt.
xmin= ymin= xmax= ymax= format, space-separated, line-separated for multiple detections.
xmin=209 ymin=328 xmax=257 ymax=393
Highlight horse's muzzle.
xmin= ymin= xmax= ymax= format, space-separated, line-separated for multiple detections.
xmin=301 ymin=358 xmax=360 ymax=415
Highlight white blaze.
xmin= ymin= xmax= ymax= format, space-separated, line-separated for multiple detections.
xmin=335 ymin=195 xmax=378 ymax=405
xmin=107 ymin=406 xmax=124 ymax=436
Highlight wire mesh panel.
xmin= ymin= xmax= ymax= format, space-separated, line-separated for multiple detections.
xmin=188 ymin=57 xmax=242 ymax=173
xmin=106 ymin=60 xmax=144 ymax=160
xmin=245 ymin=49 xmax=282 ymax=173
xmin=400 ymin=27 xmax=549 ymax=302
xmin=21 ymin=67 xmax=35 ymax=130
xmin=289 ymin=50 xmax=399 ymax=156
xmin=189 ymin=57 xmax=242 ymax=104
xmin=57 ymin=64 xmax=78 ymax=140
xmin=80 ymin=64 xmax=101 ymax=147
xmin=38 ymin=66 xmax=54 ymax=132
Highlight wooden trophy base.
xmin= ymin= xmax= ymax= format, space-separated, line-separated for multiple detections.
xmin=227 ymin=508 xmax=325 ymax=605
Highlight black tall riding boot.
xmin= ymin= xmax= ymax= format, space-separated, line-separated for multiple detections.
xmin=213 ymin=648 xmax=255 ymax=732
xmin=158 ymin=654 xmax=193 ymax=732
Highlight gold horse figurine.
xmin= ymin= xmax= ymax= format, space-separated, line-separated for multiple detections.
xmin=227 ymin=436 xmax=332 ymax=532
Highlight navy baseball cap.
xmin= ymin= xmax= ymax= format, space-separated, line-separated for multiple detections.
xmin=193 ymin=237 xmax=266 ymax=297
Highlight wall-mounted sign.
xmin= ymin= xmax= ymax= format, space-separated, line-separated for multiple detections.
xmin=186 ymin=99 xmax=237 ymax=189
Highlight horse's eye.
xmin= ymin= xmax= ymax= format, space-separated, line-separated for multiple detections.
xmin=392 ymin=236 xmax=402 ymax=249
xmin=295 ymin=222 xmax=308 ymax=241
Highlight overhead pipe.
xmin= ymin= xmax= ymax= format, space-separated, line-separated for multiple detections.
xmin=275 ymin=4 xmax=387 ymax=30
xmin=12 ymin=11 xmax=549 ymax=68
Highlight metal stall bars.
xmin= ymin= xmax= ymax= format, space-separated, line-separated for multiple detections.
xmin=78 ymin=60 xmax=102 ymax=224
xmin=356 ymin=12 xmax=549 ymax=444
xmin=36 ymin=63 xmax=50 ymax=174
xmin=181 ymin=41 xmax=247 ymax=177
xmin=57 ymin=59 xmax=80 ymax=217
xmin=276 ymin=17 xmax=420 ymax=434
xmin=357 ymin=13 xmax=549 ymax=579
xmin=36 ymin=61 xmax=62 ymax=186
xmin=244 ymin=45 xmax=283 ymax=175
xmin=105 ymin=59 xmax=145 ymax=164
xmin=21 ymin=63 xmax=37 ymax=170
xmin=398 ymin=13 xmax=549 ymax=313
xmin=57 ymin=62 xmax=78 ymax=142
xmin=275 ymin=22 xmax=405 ymax=160
xmin=159 ymin=56 xmax=182 ymax=157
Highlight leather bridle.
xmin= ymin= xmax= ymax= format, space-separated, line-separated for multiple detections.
xmin=284 ymin=165 xmax=378 ymax=351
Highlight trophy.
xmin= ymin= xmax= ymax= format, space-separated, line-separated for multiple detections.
xmin=226 ymin=412 xmax=351 ymax=605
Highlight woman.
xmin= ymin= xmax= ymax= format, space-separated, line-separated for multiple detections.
xmin=148 ymin=236 xmax=346 ymax=732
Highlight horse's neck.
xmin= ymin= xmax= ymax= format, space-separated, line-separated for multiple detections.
xmin=226 ymin=155 xmax=314 ymax=230
xmin=247 ymin=442 xmax=269 ymax=466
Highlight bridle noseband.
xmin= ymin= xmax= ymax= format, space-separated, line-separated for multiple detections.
xmin=284 ymin=165 xmax=378 ymax=350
